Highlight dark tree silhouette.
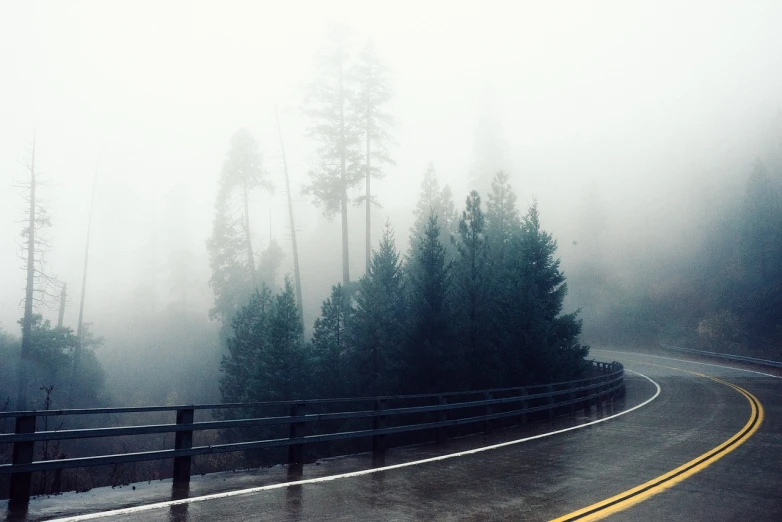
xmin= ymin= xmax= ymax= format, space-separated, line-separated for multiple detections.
xmin=304 ymin=26 xmax=363 ymax=288
xmin=352 ymin=39 xmax=395 ymax=272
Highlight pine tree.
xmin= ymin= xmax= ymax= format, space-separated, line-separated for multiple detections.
xmin=265 ymin=277 xmax=305 ymax=400
xmin=484 ymin=171 xmax=521 ymax=380
xmin=304 ymin=26 xmax=363 ymax=288
xmin=410 ymin=164 xmax=459 ymax=261
xmin=258 ymin=238 xmax=285 ymax=291
xmin=208 ymin=130 xmax=271 ymax=334
xmin=311 ymin=284 xmax=354 ymax=397
xmin=410 ymin=164 xmax=441 ymax=249
xmin=504 ymin=201 xmax=588 ymax=383
xmin=438 ymin=185 xmax=460 ymax=245
xmin=452 ymin=191 xmax=495 ymax=388
xmin=219 ymin=287 xmax=273 ymax=404
xmin=486 ymin=171 xmax=521 ymax=267
xmin=353 ymin=39 xmax=395 ymax=273
xmin=350 ymin=222 xmax=406 ymax=395
xmin=406 ymin=213 xmax=453 ymax=392
xmin=220 ymin=280 xmax=307 ymax=406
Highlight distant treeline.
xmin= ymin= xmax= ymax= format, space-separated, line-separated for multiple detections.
xmin=579 ymin=159 xmax=782 ymax=358
xmin=218 ymin=169 xmax=589 ymax=402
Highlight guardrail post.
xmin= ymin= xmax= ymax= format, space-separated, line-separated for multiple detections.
xmin=9 ymin=414 xmax=36 ymax=508
xmin=546 ymin=385 xmax=555 ymax=422
xmin=483 ymin=391 xmax=493 ymax=435
xmin=435 ymin=395 xmax=448 ymax=445
xmin=172 ymin=408 xmax=194 ymax=486
xmin=372 ymin=399 xmax=387 ymax=455
xmin=288 ymin=402 xmax=306 ymax=465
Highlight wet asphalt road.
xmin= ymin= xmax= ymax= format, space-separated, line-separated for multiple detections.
xmin=5 ymin=348 xmax=782 ymax=521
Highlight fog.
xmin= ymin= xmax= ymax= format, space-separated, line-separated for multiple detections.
xmin=2 ymin=1 xmax=782 ymax=405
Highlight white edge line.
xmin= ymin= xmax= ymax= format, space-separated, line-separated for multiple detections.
xmin=50 ymin=370 xmax=661 ymax=522
xmin=592 ymin=349 xmax=781 ymax=378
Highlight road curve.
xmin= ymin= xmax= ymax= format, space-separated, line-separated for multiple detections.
xmin=22 ymin=349 xmax=782 ymax=521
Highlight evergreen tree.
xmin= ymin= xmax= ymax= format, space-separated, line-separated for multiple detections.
xmin=350 ymin=222 xmax=406 ymax=395
xmin=438 ymin=185 xmax=460 ymax=246
xmin=406 ymin=213 xmax=453 ymax=392
xmin=485 ymin=171 xmax=521 ymax=267
xmin=410 ymin=164 xmax=459 ymax=261
xmin=311 ymin=284 xmax=354 ymax=397
xmin=304 ymin=26 xmax=363 ymax=288
xmin=452 ymin=191 xmax=495 ymax=388
xmin=220 ymin=281 xmax=306 ymax=404
xmin=258 ymin=238 xmax=285 ymax=291
xmin=219 ymin=287 xmax=273 ymax=404
xmin=265 ymin=277 xmax=305 ymax=400
xmin=410 ymin=163 xmax=441 ymax=249
xmin=0 ymin=327 xmax=18 ymax=408
xmin=485 ymin=171 xmax=522 ymax=378
xmin=10 ymin=316 xmax=105 ymax=409
xmin=503 ymin=201 xmax=588 ymax=383
xmin=353 ymin=39 xmax=395 ymax=273
xmin=208 ymin=130 xmax=271 ymax=335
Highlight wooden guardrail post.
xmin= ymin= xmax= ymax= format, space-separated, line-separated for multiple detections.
xmin=372 ymin=399 xmax=387 ymax=455
xmin=288 ymin=402 xmax=306 ymax=465
xmin=172 ymin=408 xmax=194 ymax=486
xmin=9 ymin=414 xmax=36 ymax=508
xmin=435 ymin=395 xmax=448 ymax=445
xmin=483 ymin=391 xmax=493 ymax=435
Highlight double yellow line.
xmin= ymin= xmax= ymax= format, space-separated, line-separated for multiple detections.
xmin=551 ymin=368 xmax=765 ymax=521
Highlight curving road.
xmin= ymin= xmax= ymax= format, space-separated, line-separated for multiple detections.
xmin=15 ymin=348 xmax=782 ymax=521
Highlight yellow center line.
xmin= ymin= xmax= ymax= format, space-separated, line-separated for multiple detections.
xmin=549 ymin=363 xmax=765 ymax=522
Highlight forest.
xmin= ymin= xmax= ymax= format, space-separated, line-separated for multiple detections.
xmin=1 ymin=4 xmax=782 ymax=500
xmin=0 ymin=27 xmax=590 ymax=415
xmin=1 ymin=11 xmax=781 ymax=418
xmin=568 ymin=157 xmax=782 ymax=361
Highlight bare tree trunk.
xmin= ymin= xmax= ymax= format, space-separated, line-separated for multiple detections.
xmin=57 ymin=283 xmax=66 ymax=328
xmin=275 ymin=106 xmax=304 ymax=327
xmin=243 ymin=179 xmax=258 ymax=288
xmin=339 ymin=63 xmax=350 ymax=288
xmin=365 ymin=92 xmax=371 ymax=273
xmin=75 ymin=166 xmax=98 ymax=373
xmin=17 ymin=133 xmax=36 ymax=410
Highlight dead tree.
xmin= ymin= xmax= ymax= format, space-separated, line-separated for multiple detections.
xmin=275 ymin=106 xmax=304 ymax=328
xmin=16 ymin=133 xmax=59 ymax=410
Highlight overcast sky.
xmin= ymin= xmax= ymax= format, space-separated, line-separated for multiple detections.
xmin=2 ymin=0 xmax=781 ymax=333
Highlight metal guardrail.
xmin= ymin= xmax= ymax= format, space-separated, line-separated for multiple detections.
xmin=661 ymin=344 xmax=782 ymax=369
xmin=0 ymin=360 xmax=624 ymax=507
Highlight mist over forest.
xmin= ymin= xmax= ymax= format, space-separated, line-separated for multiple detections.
xmin=1 ymin=1 xmax=781 ymax=413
